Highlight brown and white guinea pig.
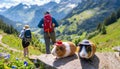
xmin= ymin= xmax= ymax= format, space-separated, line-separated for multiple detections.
xmin=77 ymin=39 xmax=96 ymax=59
xmin=51 ymin=40 xmax=76 ymax=59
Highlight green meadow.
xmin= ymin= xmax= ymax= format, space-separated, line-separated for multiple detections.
xmin=90 ymin=19 xmax=120 ymax=52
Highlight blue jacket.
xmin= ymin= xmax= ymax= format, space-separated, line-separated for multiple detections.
xmin=38 ymin=17 xmax=59 ymax=28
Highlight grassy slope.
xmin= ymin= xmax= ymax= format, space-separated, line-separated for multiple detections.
xmin=57 ymin=8 xmax=98 ymax=37
xmin=0 ymin=30 xmax=46 ymax=68
xmin=0 ymin=42 xmax=36 ymax=68
xmin=90 ymin=19 xmax=120 ymax=52
xmin=2 ymin=34 xmax=41 ymax=55
xmin=68 ymin=9 xmax=98 ymax=24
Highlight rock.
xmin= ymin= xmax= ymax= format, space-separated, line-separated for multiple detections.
xmin=36 ymin=53 xmax=120 ymax=69
xmin=112 ymin=46 xmax=120 ymax=52
xmin=115 ymin=52 xmax=120 ymax=61
xmin=38 ymin=54 xmax=80 ymax=69
xmin=112 ymin=46 xmax=120 ymax=58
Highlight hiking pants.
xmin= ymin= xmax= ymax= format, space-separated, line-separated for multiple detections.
xmin=44 ymin=31 xmax=56 ymax=54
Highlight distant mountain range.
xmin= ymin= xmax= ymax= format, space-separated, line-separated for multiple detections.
xmin=0 ymin=0 xmax=120 ymax=35
xmin=0 ymin=15 xmax=15 ymax=26
xmin=0 ymin=0 xmax=81 ymax=29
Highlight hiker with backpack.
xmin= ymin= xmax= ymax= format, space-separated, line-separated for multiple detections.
xmin=38 ymin=11 xmax=59 ymax=54
xmin=19 ymin=25 xmax=32 ymax=57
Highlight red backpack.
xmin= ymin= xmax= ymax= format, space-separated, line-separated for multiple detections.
xmin=44 ymin=14 xmax=53 ymax=32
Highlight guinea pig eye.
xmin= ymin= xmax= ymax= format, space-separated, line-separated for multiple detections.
xmin=87 ymin=46 xmax=89 ymax=49
xmin=87 ymin=46 xmax=90 ymax=48
xmin=86 ymin=46 xmax=91 ymax=52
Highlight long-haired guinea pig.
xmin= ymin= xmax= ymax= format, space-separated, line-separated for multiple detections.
xmin=51 ymin=40 xmax=76 ymax=59
xmin=78 ymin=39 xmax=96 ymax=59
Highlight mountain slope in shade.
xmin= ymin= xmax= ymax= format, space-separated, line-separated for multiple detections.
xmin=0 ymin=15 xmax=15 ymax=26
xmin=0 ymin=15 xmax=25 ymax=31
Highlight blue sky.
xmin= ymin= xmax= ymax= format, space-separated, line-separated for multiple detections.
xmin=0 ymin=0 xmax=60 ymax=8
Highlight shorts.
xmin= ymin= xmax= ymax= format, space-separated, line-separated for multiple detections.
xmin=22 ymin=40 xmax=30 ymax=48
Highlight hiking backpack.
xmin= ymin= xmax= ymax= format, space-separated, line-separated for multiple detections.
xmin=43 ymin=14 xmax=53 ymax=33
xmin=24 ymin=30 xmax=32 ymax=42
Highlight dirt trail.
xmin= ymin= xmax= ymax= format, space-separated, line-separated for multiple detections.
xmin=0 ymin=34 xmax=38 ymax=58
xmin=0 ymin=35 xmax=22 ymax=53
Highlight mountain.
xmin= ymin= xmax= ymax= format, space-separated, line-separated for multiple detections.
xmin=0 ymin=14 xmax=25 ymax=31
xmin=29 ymin=1 xmax=58 ymax=27
xmin=0 ymin=7 xmax=7 ymax=12
xmin=0 ymin=1 xmax=81 ymax=28
xmin=1 ymin=3 xmax=40 ymax=23
xmin=0 ymin=15 xmax=15 ymax=26
xmin=51 ymin=0 xmax=82 ymax=19
xmin=59 ymin=0 xmax=120 ymax=36
xmin=29 ymin=0 xmax=81 ymax=27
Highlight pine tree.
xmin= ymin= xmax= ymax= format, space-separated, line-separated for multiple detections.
xmin=101 ymin=24 xmax=106 ymax=34
xmin=117 ymin=8 xmax=120 ymax=19
xmin=97 ymin=23 xmax=102 ymax=31
xmin=104 ymin=17 xmax=111 ymax=26
xmin=110 ymin=12 xmax=117 ymax=23
xmin=0 ymin=19 xmax=18 ymax=34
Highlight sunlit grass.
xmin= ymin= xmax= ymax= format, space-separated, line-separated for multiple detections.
xmin=90 ymin=19 xmax=120 ymax=52
xmin=0 ymin=30 xmax=4 ymax=34
xmin=57 ymin=25 xmax=66 ymax=34
xmin=67 ymin=9 xmax=98 ymax=24
xmin=2 ymin=34 xmax=41 ymax=55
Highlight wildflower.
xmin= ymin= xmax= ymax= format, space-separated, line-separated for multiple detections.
xmin=11 ymin=65 xmax=17 ymax=69
xmin=34 ymin=59 xmax=37 ymax=63
xmin=24 ymin=61 xmax=28 ymax=66
xmin=0 ymin=53 xmax=2 ymax=57
xmin=4 ymin=54 xmax=10 ymax=59
xmin=16 ymin=57 xmax=19 ymax=61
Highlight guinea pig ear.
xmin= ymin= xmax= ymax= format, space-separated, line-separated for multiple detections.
xmin=77 ymin=43 xmax=81 ymax=46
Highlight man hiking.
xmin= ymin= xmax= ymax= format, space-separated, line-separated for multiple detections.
xmin=38 ymin=11 xmax=59 ymax=54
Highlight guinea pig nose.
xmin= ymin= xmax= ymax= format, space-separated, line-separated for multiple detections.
xmin=82 ymin=54 xmax=85 ymax=56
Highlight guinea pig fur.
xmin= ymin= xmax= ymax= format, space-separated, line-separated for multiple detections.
xmin=51 ymin=42 xmax=76 ymax=58
xmin=78 ymin=40 xmax=96 ymax=59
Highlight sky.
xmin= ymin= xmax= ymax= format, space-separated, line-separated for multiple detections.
xmin=0 ymin=0 xmax=60 ymax=8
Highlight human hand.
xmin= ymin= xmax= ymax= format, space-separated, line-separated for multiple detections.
xmin=52 ymin=23 xmax=55 ymax=27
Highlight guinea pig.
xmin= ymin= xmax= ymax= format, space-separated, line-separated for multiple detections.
xmin=51 ymin=40 xmax=76 ymax=59
xmin=78 ymin=39 xmax=96 ymax=59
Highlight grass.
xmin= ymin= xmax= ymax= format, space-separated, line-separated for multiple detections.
xmin=0 ymin=30 xmax=4 ymax=34
xmin=0 ymin=44 xmax=36 ymax=69
xmin=67 ymin=8 xmax=98 ymax=25
xmin=57 ymin=25 xmax=66 ymax=34
xmin=0 ymin=32 xmax=45 ymax=69
xmin=90 ymin=19 xmax=120 ymax=52
xmin=2 ymin=34 xmax=41 ymax=55
xmin=68 ymin=23 xmax=77 ymax=32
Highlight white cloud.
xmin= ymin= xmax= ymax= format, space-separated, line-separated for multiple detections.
xmin=0 ymin=0 xmax=60 ymax=8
